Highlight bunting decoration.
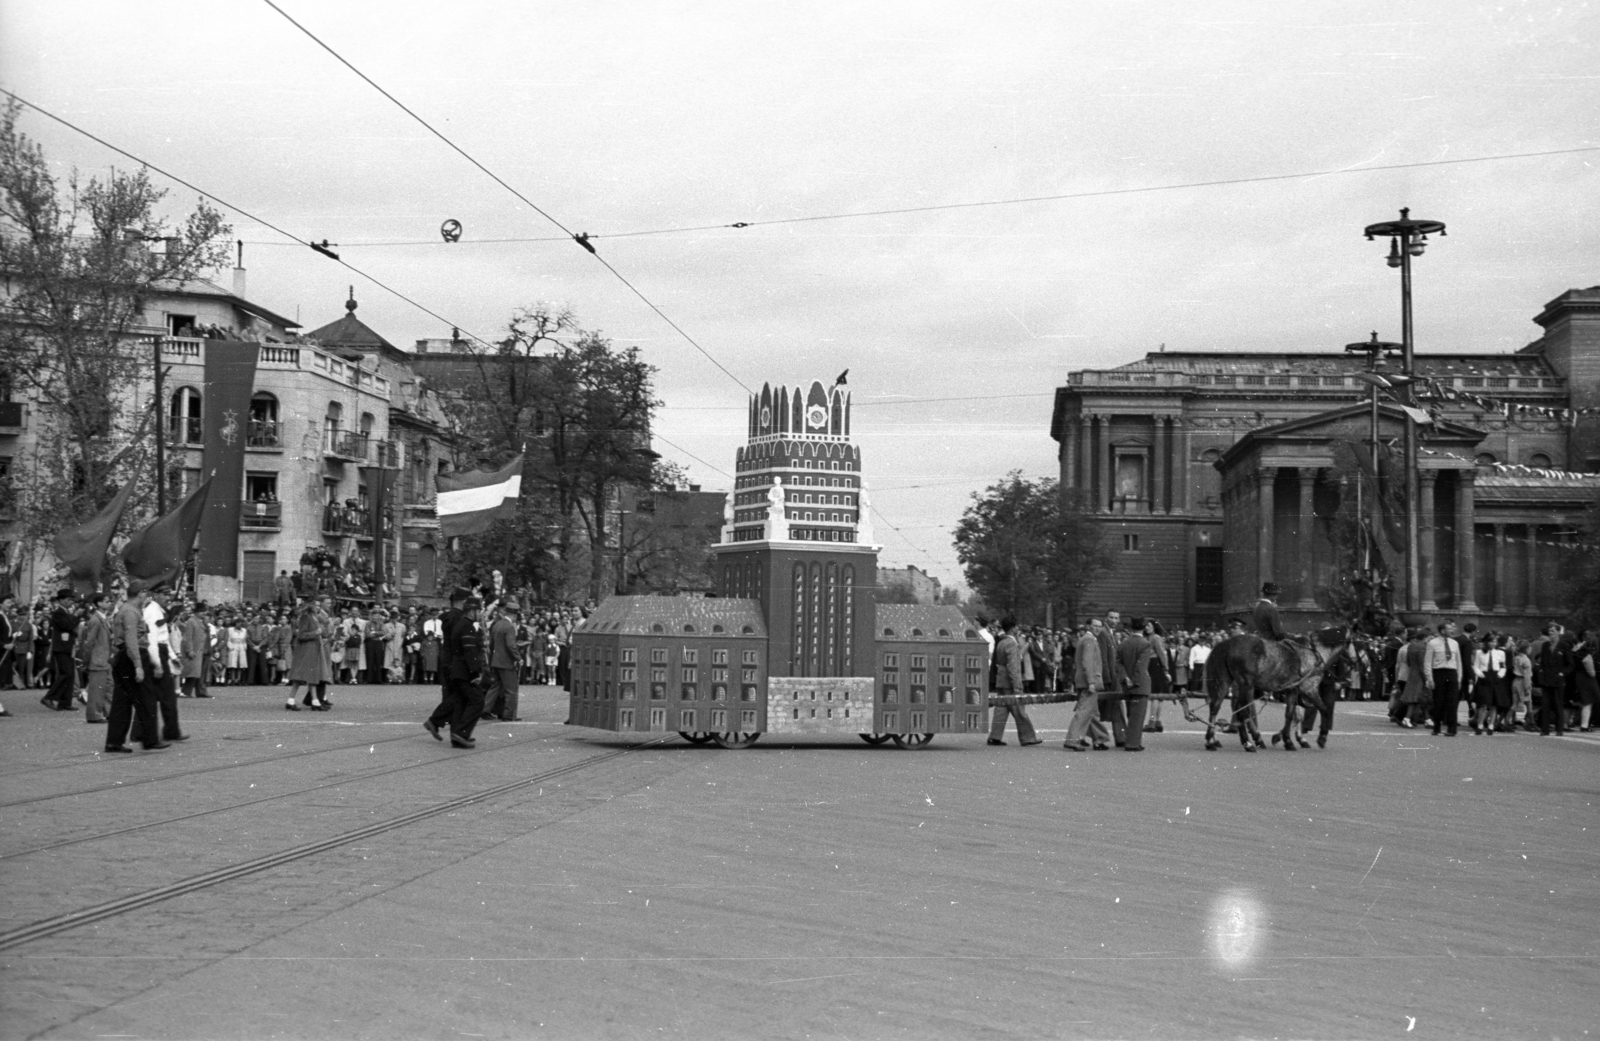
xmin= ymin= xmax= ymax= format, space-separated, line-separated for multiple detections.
xmin=1417 ymin=447 xmax=1600 ymax=482
xmin=1414 ymin=376 xmax=1600 ymax=423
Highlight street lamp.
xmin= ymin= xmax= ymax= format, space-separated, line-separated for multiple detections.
xmin=1346 ymin=333 xmax=1404 ymax=614
xmin=1363 ymin=208 xmax=1446 ymax=614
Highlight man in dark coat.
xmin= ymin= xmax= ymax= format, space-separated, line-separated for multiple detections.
xmin=1117 ymin=616 xmax=1155 ymax=751
xmin=44 ymin=589 xmax=80 ymax=711
xmin=443 ymin=597 xmax=485 ymax=748
xmin=483 ymin=598 xmax=523 ymax=722
xmin=104 ymin=580 xmax=166 ymax=753
xmin=1252 ymin=583 xmax=1290 ymax=642
xmin=423 ymin=586 xmax=470 ymax=741
xmin=1536 ymin=624 xmax=1572 ymax=736
xmin=1097 ymin=609 xmax=1128 ymax=746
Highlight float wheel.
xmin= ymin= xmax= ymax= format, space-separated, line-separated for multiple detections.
xmin=891 ymin=732 xmax=935 ymax=749
xmin=712 ymin=731 xmax=762 ymax=750
xmin=678 ymin=731 xmax=714 ymax=744
xmin=859 ymin=734 xmax=890 ymax=745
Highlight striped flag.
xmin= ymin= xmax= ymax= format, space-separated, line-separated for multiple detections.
xmin=437 ymin=455 xmax=523 ymax=538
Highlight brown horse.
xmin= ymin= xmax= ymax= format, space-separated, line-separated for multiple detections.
xmin=1201 ymin=629 xmax=1353 ymax=751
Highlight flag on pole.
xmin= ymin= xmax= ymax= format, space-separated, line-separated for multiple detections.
xmin=52 ymin=472 xmax=140 ymax=594
xmin=436 ymin=455 xmax=523 ymax=538
xmin=121 ymin=476 xmax=213 ymax=590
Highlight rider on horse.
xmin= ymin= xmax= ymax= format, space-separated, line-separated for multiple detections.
xmin=1252 ymin=583 xmax=1300 ymax=646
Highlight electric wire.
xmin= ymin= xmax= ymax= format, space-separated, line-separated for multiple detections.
xmin=0 ymin=88 xmax=496 ymax=349
xmin=236 ymin=144 xmax=1600 ymax=249
xmin=259 ymin=0 xmax=752 ymax=394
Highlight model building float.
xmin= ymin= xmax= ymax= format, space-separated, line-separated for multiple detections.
xmin=568 ymin=379 xmax=990 ymax=748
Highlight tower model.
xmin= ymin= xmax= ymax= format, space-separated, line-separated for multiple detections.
xmin=567 ymin=378 xmax=988 ymax=747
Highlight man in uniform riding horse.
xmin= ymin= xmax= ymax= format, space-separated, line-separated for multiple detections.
xmin=1253 ymin=582 xmax=1292 ymax=643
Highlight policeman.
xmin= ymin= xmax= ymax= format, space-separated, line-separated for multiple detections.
xmin=443 ymin=596 xmax=485 ymax=748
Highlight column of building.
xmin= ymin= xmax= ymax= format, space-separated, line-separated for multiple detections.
xmin=1295 ymin=468 xmax=1317 ymax=608
xmin=1256 ymin=467 xmax=1275 ymax=591
xmin=1454 ymin=470 xmax=1478 ymax=613
xmin=1418 ymin=470 xmax=1439 ymax=611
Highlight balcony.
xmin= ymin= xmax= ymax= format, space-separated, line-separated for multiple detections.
xmin=324 ymin=430 xmax=370 ymax=462
xmin=240 ymin=500 xmax=282 ymax=530
xmin=0 ymin=400 xmax=23 ymax=434
xmin=247 ymin=418 xmax=281 ymax=449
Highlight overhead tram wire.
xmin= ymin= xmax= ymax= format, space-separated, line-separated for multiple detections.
xmin=259 ymin=0 xmax=752 ymax=394
xmin=235 ymin=144 xmax=1600 ymax=250
xmin=0 ymin=89 xmax=496 ymax=351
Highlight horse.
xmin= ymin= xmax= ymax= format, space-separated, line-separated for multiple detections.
xmin=1199 ymin=628 xmax=1354 ymax=751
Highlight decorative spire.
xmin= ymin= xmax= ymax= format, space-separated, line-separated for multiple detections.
xmin=345 ymin=286 xmax=357 ymax=313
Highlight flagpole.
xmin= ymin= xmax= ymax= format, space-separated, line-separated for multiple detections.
xmin=154 ymin=333 xmax=166 ymax=514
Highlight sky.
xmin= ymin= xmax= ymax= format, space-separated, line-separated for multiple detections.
xmin=3 ymin=0 xmax=1596 ymax=590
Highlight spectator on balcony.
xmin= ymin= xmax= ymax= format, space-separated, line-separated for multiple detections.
xmin=273 ymin=571 xmax=294 ymax=607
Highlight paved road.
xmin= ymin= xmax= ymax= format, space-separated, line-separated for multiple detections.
xmin=2 ymin=684 xmax=1595 ymax=1040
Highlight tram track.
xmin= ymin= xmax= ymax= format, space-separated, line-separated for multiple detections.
xmin=0 ymin=737 xmax=672 ymax=952
xmin=0 ymin=730 xmax=578 ymax=861
xmin=0 ymin=728 xmax=438 ymax=809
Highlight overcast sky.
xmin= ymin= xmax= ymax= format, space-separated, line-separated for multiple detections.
xmin=4 ymin=1 xmax=1596 ymax=590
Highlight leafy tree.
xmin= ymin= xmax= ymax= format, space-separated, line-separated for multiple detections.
xmin=435 ymin=303 xmax=659 ymax=601
xmin=1558 ymin=485 xmax=1600 ymax=632
xmin=0 ymin=100 xmax=230 ymax=547
xmin=952 ymin=471 xmax=1114 ymax=625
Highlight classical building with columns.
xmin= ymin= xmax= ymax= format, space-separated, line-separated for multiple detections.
xmin=1049 ymin=285 xmax=1599 ymax=630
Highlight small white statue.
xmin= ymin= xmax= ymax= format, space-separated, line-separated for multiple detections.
xmin=765 ymin=477 xmax=790 ymax=541
xmin=720 ymin=490 xmax=736 ymax=544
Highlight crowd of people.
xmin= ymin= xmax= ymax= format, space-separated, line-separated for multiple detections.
xmin=0 ymin=565 xmax=590 ymax=737
xmin=977 ymin=584 xmax=1599 ymax=750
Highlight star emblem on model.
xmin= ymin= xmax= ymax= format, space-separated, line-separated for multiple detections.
xmin=219 ymin=409 xmax=239 ymax=445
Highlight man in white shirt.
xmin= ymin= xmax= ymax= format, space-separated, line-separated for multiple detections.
xmin=133 ymin=586 xmax=187 ymax=744
xmin=1422 ymin=619 xmax=1463 ymax=736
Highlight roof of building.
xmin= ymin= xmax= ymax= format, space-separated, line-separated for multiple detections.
xmin=573 ymin=596 xmax=768 ymax=637
xmin=304 ymin=293 xmax=397 ymax=352
xmin=1102 ymin=352 xmax=1555 ymax=378
xmin=151 ymin=276 xmax=299 ymax=330
xmin=1475 ymin=473 xmax=1600 ymax=505
xmin=873 ymin=603 xmax=984 ymax=641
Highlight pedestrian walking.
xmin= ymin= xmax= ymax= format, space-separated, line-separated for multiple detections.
xmin=104 ymin=580 xmax=167 ymax=753
xmin=986 ymin=617 xmax=1040 ymax=746
xmin=285 ymin=599 xmax=332 ymax=711
xmin=1063 ymin=618 xmax=1111 ymax=751
xmin=76 ymin=592 xmax=112 ymax=724
xmin=43 ymin=588 xmax=80 ymax=711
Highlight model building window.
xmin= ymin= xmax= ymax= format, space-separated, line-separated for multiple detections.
xmin=651 ymin=666 xmax=667 ymax=683
xmin=711 ymin=667 xmax=728 ymax=683
xmin=742 ymin=667 xmax=758 ymax=683
xmin=883 ymin=653 xmax=899 ymax=668
xmin=939 ymin=670 xmax=954 ymax=687
xmin=619 ymin=683 xmax=636 ymax=700
xmin=681 ymin=666 xmax=698 ymax=683
xmin=680 ymin=709 xmax=696 ymax=729
xmin=650 ymin=648 xmax=668 ymax=664
xmin=682 ymin=648 xmax=698 ymax=665
xmin=966 ymin=655 xmax=981 ymax=670
xmin=910 ymin=655 xmax=926 ymax=670
xmin=711 ymin=648 xmax=728 ymax=665
xmin=741 ymin=685 xmax=758 ymax=701
xmin=681 ymin=684 xmax=697 ymax=700
xmin=742 ymin=650 xmax=758 ymax=665
xmin=711 ymin=684 xmax=727 ymax=701
xmin=939 ymin=655 xmax=954 ymax=669
xmin=910 ymin=671 xmax=926 ymax=686
xmin=1123 ymin=534 xmax=1140 ymax=552
xmin=620 ymin=666 xmax=636 ymax=682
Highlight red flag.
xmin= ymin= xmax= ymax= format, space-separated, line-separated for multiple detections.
xmin=52 ymin=474 xmax=139 ymax=594
xmin=121 ymin=477 xmax=213 ymax=589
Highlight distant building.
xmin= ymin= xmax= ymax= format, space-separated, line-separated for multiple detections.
xmin=1049 ymin=285 xmax=1599 ymax=630
xmin=877 ymin=564 xmax=942 ymax=603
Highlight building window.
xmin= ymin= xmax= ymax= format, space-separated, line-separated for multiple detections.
xmin=1115 ymin=453 xmax=1146 ymax=508
xmin=1475 ymin=452 xmax=1497 ymax=468
xmin=1528 ymin=453 xmax=1553 ymax=468
xmin=248 ymin=393 xmax=280 ymax=447
xmin=245 ymin=472 xmax=278 ymax=502
xmin=169 ymin=387 xmax=202 ymax=444
xmin=1123 ymin=534 xmax=1140 ymax=552
xmin=1196 ymin=546 xmax=1224 ymax=603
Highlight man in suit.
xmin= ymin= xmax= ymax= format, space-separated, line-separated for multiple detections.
xmin=273 ymin=570 xmax=295 ymax=607
xmin=0 ymin=593 xmax=15 ymax=692
xmin=424 ymin=586 xmax=471 ymax=741
xmin=483 ymin=598 xmax=524 ymax=722
xmin=1117 ymin=616 xmax=1155 ymax=751
xmin=105 ymin=580 xmax=166 ymax=753
xmin=986 ymin=617 xmax=1039 ymax=746
xmin=443 ymin=596 xmax=485 ymax=748
xmin=1097 ymin=609 xmax=1128 ymax=746
xmin=181 ymin=605 xmax=212 ymax=699
xmin=1535 ymin=623 xmax=1572 ymax=736
xmin=76 ymin=592 xmax=113 ymax=724
xmin=1064 ymin=618 xmax=1112 ymax=750
xmin=43 ymin=588 xmax=80 ymax=711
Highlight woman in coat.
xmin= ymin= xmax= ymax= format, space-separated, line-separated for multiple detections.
xmin=385 ymin=614 xmax=405 ymax=683
xmin=285 ymin=600 xmax=333 ymax=711
xmin=1395 ymin=628 xmax=1429 ymax=728
xmin=1575 ymin=632 xmax=1599 ymax=732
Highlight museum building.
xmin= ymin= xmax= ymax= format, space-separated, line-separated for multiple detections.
xmin=1049 ymin=284 xmax=1600 ymax=631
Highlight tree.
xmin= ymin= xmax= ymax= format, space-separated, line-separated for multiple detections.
xmin=952 ymin=471 xmax=1115 ymax=625
xmin=0 ymin=100 xmax=231 ymax=549
xmin=1558 ymin=485 xmax=1600 ymax=631
xmin=435 ymin=303 xmax=659 ymax=601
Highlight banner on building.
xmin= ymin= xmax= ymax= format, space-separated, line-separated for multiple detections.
xmin=197 ymin=342 xmax=260 ymax=577
xmin=359 ymin=464 xmax=398 ymax=585
xmin=436 ymin=454 xmax=523 ymax=538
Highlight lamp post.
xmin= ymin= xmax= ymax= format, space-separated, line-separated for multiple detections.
xmin=124 ymin=232 xmax=173 ymax=513
xmin=1348 ymin=333 xmax=1404 ymax=614
xmin=1363 ymin=208 xmax=1446 ymax=615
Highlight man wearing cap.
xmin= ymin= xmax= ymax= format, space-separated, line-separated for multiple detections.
xmin=43 ymin=589 xmax=80 ymax=711
xmin=483 ymin=598 xmax=523 ymax=722
xmin=1253 ymin=583 xmax=1290 ymax=643
xmin=441 ymin=596 xmax=485 ymax=747
xmin=423 ymin=586 xmax=471 ymax=741
xmin=76 ymin=592 xmax=112 ymax=724
xmin=105 ymin=580 xmax=166 ymax=752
